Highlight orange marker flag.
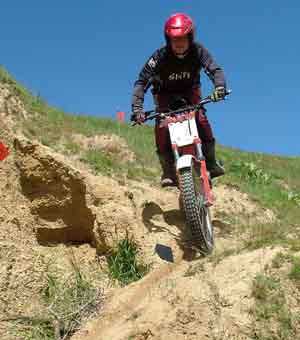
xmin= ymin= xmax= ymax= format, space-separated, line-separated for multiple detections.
xmin=117 ymin=111 xmax=125 ymax=121
xmin=0 ymin=142 xmax=9 ymax=161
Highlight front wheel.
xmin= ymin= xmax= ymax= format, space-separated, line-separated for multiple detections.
xmin=178 ymin=164 xmax=214 ymax=254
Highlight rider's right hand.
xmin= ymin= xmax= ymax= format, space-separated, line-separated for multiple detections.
xmin=131 ymin=110 xmax=146 ymax=125
xmin=210 ymin=86 xmax=227 ymax=102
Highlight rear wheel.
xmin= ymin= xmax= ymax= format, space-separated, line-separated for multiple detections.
xmin=179 ymin=163 xmax=214 ymax=254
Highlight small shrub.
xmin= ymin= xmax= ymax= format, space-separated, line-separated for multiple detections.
xmin=230 ymin=161 xmax=273 ymax=184
xmin=107 ymin=235 xmax=149 ymax=286
xmin=286 ymin=190 xmax=300 ymax=207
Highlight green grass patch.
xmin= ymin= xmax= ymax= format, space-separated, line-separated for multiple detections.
xmin=0 ymin=65 xmax=58 ymax=117
xmin=252 ymin=274 xmax=281 ymax=302
xmin=63 ymin=140 xmax=81 ymax=155
xmin=19 ymin=107 xmax=160 ymax=182
xmin=286 ymin=190 xmax=300 ymax=207
xmin=272 ymin=252 xmax=294 ymax=269
xmin=0 ymin=66 xmax=156 ymax=177
xmin=84 ymin=148 xmax=119 ymax=175
xmin=107 ymin=235 xmax=149 ymax=286
xmin=229 ymin=160 xmax=274 ymax=185
xmin=241 ymin=214 xmax=300 ymax=252
xmin=12 ymin=316 xmax=55 ymax=340
xmin=83 ymin=148 xmax=157 ymax=181
xmin=242 ymin=222 xmax=288 ymax=250
xmin=288 ymin=256 xmax=300 ymax=287
xmin=271 ymin=253 xmax=300 ymax=289
xmin=251 ymin=273 xmax=292 ymax=339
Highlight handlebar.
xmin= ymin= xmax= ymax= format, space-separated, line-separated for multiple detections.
xmin=141 ymin=89 xmax=232 ymax=123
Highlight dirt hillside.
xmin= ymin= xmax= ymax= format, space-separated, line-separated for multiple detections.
xmin=0 ymin=83 xmax=280 ymax=340
xmin=70 ymin=175 xmax=277 ymax=340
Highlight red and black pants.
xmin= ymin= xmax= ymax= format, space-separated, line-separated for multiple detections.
xmin=153 ymin=88 xmax=215 ymax=158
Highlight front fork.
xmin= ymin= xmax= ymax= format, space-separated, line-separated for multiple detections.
xmin=173 ymin=142 xmax=213 ymax=207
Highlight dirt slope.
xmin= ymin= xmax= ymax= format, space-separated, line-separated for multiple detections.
xmin=73 ymin=248 xmax=279 ymax=340
xmin=0 ymin=125 xmax=277 ymax=340
xmin=69 ymin=177 xmax=277 ymax=340
xmin=0 ymin=84 xmax=279 ymax=340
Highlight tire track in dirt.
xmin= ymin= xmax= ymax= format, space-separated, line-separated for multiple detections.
xmin=73 ymin=239 xmax=187 ymax=340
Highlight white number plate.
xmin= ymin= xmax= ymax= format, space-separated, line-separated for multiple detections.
xmin=168 ymin=117 xmax=199 ymax=147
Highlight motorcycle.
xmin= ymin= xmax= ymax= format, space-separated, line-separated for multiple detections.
xmin=133 ymin=90 xmax=231 ymax=254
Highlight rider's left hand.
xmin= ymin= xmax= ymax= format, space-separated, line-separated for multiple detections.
xmin=131 ymin=110 xmax=146 ymax=125
xmin=210 ymin=86 xmax=226 ymax=102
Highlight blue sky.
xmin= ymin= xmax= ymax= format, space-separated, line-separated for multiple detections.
xmin=1 ymin=1 xmax=299 ymax=156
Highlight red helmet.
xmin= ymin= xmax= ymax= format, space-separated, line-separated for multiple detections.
xmin=164 ymin=13 xmax=195 ymax=44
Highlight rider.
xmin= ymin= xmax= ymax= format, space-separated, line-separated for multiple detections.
xmin=131 ymin=13 xmax=228 ymax=187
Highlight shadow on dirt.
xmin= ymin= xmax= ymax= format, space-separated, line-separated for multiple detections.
xmin=142 ymin=201 xmax=187 ymax=236
xmin=154 ymin=244 xmax=174 ymax=262
xmin=142 ymin=201 xmax=204 ymax=262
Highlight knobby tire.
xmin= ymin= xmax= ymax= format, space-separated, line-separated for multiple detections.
xmin=179 ymin=166 xmax=214 ymax=254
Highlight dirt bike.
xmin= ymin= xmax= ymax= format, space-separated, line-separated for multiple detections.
xmin=133 ymin=90 xmax=231 ymax=254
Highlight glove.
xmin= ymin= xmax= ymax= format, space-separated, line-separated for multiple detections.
xmin=131 ymin=110 xmax=146 ymax=125
xmin=210 ymin=86 xmax=226 ymax=102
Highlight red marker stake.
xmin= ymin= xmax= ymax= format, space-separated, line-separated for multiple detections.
xmin=0 ymin=142 xmax=9 ymax=161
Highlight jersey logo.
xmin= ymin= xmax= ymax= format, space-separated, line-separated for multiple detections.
xmin=169 ymin=72 xmax=191 ymax=81
xmin=148 ymin=58 xmax=156 ymax=69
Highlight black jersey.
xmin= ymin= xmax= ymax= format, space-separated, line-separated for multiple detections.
xmin=132 ymin=42 xmax=226 ymax=111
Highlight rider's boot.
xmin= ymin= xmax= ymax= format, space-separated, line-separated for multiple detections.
xmin=158 ymin=152 xmax=177 ymax=187
xmin=202 ymin=140 xmax=225 ymax=179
